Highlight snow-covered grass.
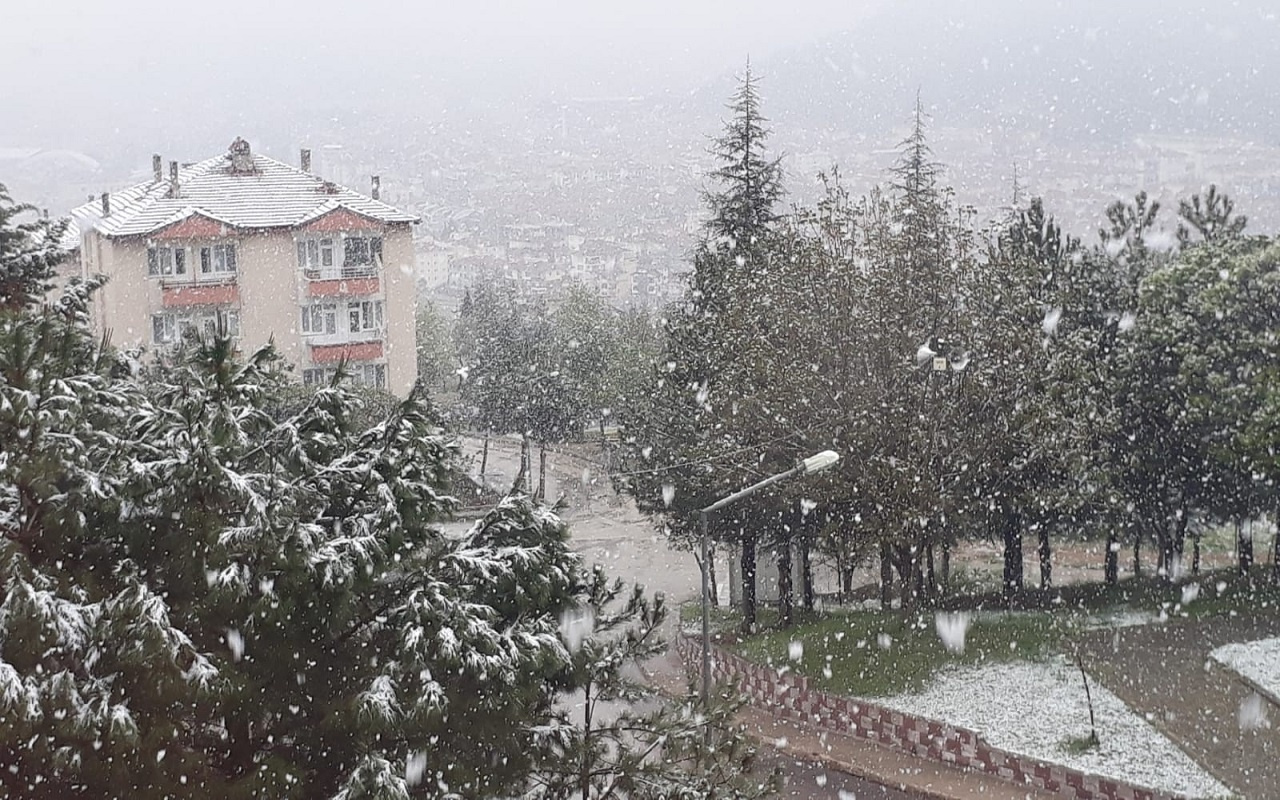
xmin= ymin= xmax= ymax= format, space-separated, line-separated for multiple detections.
xmin=1211 ymin=637 xmax=1280 ymax=703
xmin=734 ymin=609 xmax=1068 ymax=697
xmin=873 ymin=659 xmax=1233 ymax=799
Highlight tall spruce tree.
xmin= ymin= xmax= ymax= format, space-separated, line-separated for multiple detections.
xmin=616 ymin=64 xmax=785 ymax=628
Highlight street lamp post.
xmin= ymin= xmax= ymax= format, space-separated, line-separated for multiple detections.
xmin=698 ymin=450 xmax=840 ymax=709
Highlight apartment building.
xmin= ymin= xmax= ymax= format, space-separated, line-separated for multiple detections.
xmin=71 ymin=138 xmax=419 ymax=395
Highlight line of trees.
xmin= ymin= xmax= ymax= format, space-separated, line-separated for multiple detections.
xmin=453 ymin=283 xmax=662 ymax=497
xmin=616 ymin=72 xmax=1280 ymax=626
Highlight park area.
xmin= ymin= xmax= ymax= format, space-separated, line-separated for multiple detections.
xmin=684 ymin=549 xmax=1280 ymax=800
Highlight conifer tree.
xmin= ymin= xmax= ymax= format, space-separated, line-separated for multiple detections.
xmin=0 ymin=183 xmax=69 ymax=309
xmin=617 ymin=64 xmax=786 ymax=628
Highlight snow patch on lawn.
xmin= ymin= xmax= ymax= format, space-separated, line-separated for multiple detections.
xmin=872 ymin=659 xmax=1231 ymax=799
xmin=1211 ymin=637 xmax=1280 ymax=703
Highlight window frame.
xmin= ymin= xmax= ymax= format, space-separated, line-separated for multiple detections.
xmin=147 ymin=245 xmax=188 ymax=278
xmin=199 ymin=242 xmax=237 ymax=279
xmin=347 ymin=300 xmax=384 ymax=333
xmin=300 ymin=302 xmax=339 ymax=336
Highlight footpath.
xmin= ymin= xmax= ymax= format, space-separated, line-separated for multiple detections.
xmin=1078 ymin=614 xmax=1280 ymax=798
xmin=642 ymin=648 xmax=1055 ymax=800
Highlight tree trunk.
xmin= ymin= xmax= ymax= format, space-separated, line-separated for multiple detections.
xmin=1174 ymin=505 xmax=1189 ymax=573
xmin=1038 ymin=526 xmax=1052 ymax=590
xmin=598 ymin=418 xmax=612 ymax=473
xmin=778 ymin=535 xmax=794 ymax=628
xmin=925 ymin=542 xmax=937 ymax=602
xmin=511 ymin=437 xmax=529 ymax=496
xmin=708 ymin=542 xmax=719 ymax=607
xmin=741 ymin=530 xmax=757 ymax=631
xmin=899 ymin=544 xmax=922 ymax=610
xmin=1238 ymin=518 xmax=1254 ymax=577
xmin=1104 ymin=532 xmax=1119 ymax=585
xmin=1132 ymin=535 xmax=1141 ymax=579
xmin=941 ymin=538 xmax=951 ymax=594
xmin=1272 ymin=509 xmax=1280 ymax=585
xmin=801 ymin=537 xmax=815 ymax=611
xmin=1159 ymin=526 xmax=1174 ymax=582
xmin=480 ymin=434 xmax=490 ymax=483
xmin=879 ymin=540 xmax=893 ymax=610
xmin=1193 ymin=528 xmax=1202 ymax=576
xmin=1002 ymin=511 xmax=1023 ymax=605
xmin=537 ymin=443 xmax=548 ymax=501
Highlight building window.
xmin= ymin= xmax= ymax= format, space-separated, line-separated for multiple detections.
xmin=343 ymin=236 xmax=382 ymax=270
xmin=302 ymin=364 xmax=384 ymax=390
xmin=297 ymin=238 xmax=335 ymax=270
xmin=147 ymin=245 xmax=187 ymax=277
xmin=200 ymin=243 xmax=237 ymax=277
xmin=302 ymin=367 xmax=336 ymax=386
xmin=152 ymin=309 xmax=240 ymax=345
xmin=300 ymin=302 xmax=338 ymax=335
xmin=354 ymin=363 xmax=387 ymax=389
xmin=348 ymin=300 xmax=384 ymax=333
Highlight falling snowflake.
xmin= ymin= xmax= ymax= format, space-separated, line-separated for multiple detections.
xmin=559 ymin=607 xmax=595 ymax=653
xmin=935 ymin=612 xmax=970 ymax=654
xmin=1239 ymin=692 xmax=1270 ymax=731
xmin=406 ymin=751 xmax=429 ymax=786
xmin=1042 ymin=307 xmax=1063 ymax=335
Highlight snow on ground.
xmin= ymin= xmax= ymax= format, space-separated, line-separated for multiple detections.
xmin=872 ymin=659 xmax=1232 ymax=799
xmin=1211 ymin=636 xmax=1280 ymax=702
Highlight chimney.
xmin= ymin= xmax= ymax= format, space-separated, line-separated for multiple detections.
xmin=371 ymin=175 xmax=381 ymax=200
xmin=229 ymin=137 xmax=254 ymax=173
xmin=101 ymin=193 xmax=110 ymax=217
xmin=300 ymin=148 xmax=312 ymax=173
xmin=169 ymin=161 xmax=180 ymax=198
xmin=152 ymin=154 xmax=163 ymax=183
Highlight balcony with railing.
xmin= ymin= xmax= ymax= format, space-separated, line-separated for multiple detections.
xmin=305 ymin=265 xmax=380 ymax=297
xmin=298 ymin=235 xmax=383 ymax=297
xmin=162 ymin=282 xmax=240 ymax=307
xmin=309 ymin=339 xmax=384 ymax=364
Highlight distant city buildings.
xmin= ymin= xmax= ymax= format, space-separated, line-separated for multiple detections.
xmin=67 ymin=139 xmax=420 ymax=394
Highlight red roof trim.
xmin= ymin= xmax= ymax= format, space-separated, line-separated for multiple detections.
xmin=302 ymin=207 xmax=387 ymax=233
xmin=152 ymin=213 xmax=237 ymax=240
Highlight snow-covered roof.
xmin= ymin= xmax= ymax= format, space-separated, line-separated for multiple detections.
xmin=73 ymin=142 xmax=417 ymax=239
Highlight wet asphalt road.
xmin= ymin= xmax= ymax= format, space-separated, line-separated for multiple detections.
xmin=758 ymin=749 xmax=924 ymax=799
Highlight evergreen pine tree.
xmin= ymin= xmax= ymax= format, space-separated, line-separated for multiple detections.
xmin=0 ymin=183 xmax=70 ymax=309
xmin=617 ymin=64 xmax=786 ymax=628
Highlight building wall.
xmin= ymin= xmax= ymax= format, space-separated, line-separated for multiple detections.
xmin=381 ymin=225 xmax=417 ymax=396
xmin=83 ymin=222 xmax=418 ymax=397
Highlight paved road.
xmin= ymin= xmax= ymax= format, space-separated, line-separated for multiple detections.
xmin=1079 ymin=614 xmax=1280 ymax=798
xmin=757 ymin=749 xmax=925 ymax=799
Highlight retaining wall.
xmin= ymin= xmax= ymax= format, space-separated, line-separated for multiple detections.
xmin=676 ymin=635 xmax=1188 ymax=800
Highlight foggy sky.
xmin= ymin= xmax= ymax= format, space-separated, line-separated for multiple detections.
xmin=1 ymin=0 xmax=881 ymax=148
